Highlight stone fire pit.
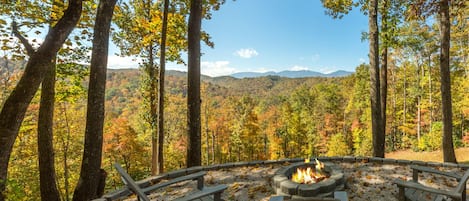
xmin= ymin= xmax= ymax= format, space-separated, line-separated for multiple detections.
xmin=272 ymin=161 xmax=345 ymax=199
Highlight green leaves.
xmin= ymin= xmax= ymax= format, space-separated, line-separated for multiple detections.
xmin=321 ymin=0 xmax=356 ymax=19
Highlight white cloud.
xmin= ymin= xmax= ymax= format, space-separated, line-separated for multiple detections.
xmin=290 ymin=65 xmax=310 ymax=71
xmin=201 ymin=61 xmax=236 ymax=77
xmin=235 ymin=48 xmax=259 ymax=58
xmin=107 ymin=55 xmax=139 ymax=69
xmin=359 ymin=58 xmax=366 ymax=63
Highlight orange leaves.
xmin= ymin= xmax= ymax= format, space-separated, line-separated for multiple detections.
xmin=104 ymin=117 xmax=145 ymax=158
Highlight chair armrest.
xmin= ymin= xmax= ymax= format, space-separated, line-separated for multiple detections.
xmin=394 ymin=179 xmax=461 ymax=199
xmin=411 ymin=165 xmax=462 ymax=180
xmin=173 ymin=185 xmax=227 ymax=201
xmin=143 ymin=171 xmax=207 ymax=193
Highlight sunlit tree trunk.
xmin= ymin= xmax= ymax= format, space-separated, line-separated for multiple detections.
xmin=37 ymin=55 xmax=61 ymax=201
xmin=438 ymin=0 xmax=456 ymax=163
xmin=157 ymin=0 xmax=170 ymax=174
xmin=380 ymin=2 xmax=388 ymax=151
xmin=369 ymin=0 xmax=384 ymax=157
xmin=391 ymin=64 xmax=397 ymax=151
xmin=428 ymin=55 xmax=433 ymax=134
xmin=72 ymin=0 xmax=116 ymax=200
xmin=187 ymin=0 xmax=203 ymax=167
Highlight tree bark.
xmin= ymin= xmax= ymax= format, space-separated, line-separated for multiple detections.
xmin=438 ymin=0 xmax=457 ymax=163
xmin=146 ymin=0 xmax=158 ymax=176
xmin=380 ymin=4 xmax=388 ymax=148
xmin=72 ymin=0 xmax=116 ymax=200
xmin=187 ymin=0 xmax=203 ymax=167
xmin=369 ymin=0 xmax=384 ymax=158
xmin=380 ymin=47 xmax=387 ymax=141
xmin=0 ymin=1 xmax=82 ymax=200
xmin=149 ymin=45 xmax=158 ymax=175
xmin=157 ymin=0 xmax=170 ymax=174
xmin=37 ymin=56 xmax=61 ymax=201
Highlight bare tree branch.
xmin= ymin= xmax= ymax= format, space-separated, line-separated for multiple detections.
xmin=12 ymin=21 xmax=35 ymax=56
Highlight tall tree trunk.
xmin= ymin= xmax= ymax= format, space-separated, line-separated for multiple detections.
xmin=428 ymin=55 xmax=433 ymax=134
xmin=72 ymin=0 xmax=116 ymax=200
xmin=391 ymin=65 xmax=397 ymax=151
xmin=380 ymin=48 xmax=387 ymax=144
xmin=157 ymin=0 xmax=170 ymax=174
xmin=380 ymin=1 xmax=388 ymax=152
xmin=149 ymin=45 xmax=158 ymax=175
xmin=37 ymin=56 xmax=61 ymax=201
xmin=369 ymin=0 xmax=384 ymax=157
xmin=438 ymin=0 xmax=457 ymax=163
xmin=205 ymin=103 xmax=209 ymax=165
xmin=0 ymin=1 xmax=82 ymax=200
xmin=186 ymin=0 xmax=203 ymax=167
xmin=417 ymin=62 xmax=422 ymax=141
xmin=403 ymin=65 xmax=407 ymax=136
xmin=147 ymin=0 xmax=159 ymax=176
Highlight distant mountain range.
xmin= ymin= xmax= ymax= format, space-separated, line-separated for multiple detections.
xmin=107 ymin=69 xmax=353 ymax=79
xmin=230 ymin=70 xmax=353 ymax=78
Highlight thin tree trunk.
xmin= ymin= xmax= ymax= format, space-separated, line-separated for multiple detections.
xmin=72 ymin=1 xmax=116 ymax=200
xmin=211 ymin=132 xmax=215 ymax=163
xmin=403 ymin=65 xmax=407 ymax=135
xmin=157 ymin=0 xmax=170 ymax=174
xmin=205 ymin=104 xmax=209 ymax=165
xmin=61 ymin=102 xmax=71 ymax=201
xmin=380 ymin=47 xmax=388 ymax=143
xmin=0 ymin=1 xmax=82 ymax=199
xmin=391 ymin=65 xmax=397 ymax=151
xmin=438 ymin=0 xmax=457 ymax=163
xmin=150 ymin=45 xmax=158 ymax=175
xmin=428 ymin=55 xmax=433 ymax=134
xmin=186 ymin=0 xmax=203 ymax=167
xmin=147 ymin=0 xmax=158 ymax=176
xmin=369 ymin=0 xmax=384 ymax=157
xmin=37 ymin=55 xmax=61 ymax=201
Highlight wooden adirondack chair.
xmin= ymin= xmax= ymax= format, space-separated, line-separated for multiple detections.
xmin=394 ymin=165 xmax=469 ymax=201
xmin=114 ymin=163 xmax=227 ymax=201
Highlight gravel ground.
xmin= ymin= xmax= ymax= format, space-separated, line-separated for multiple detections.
xmin=127 ymin=161 xmax=468 ymax=201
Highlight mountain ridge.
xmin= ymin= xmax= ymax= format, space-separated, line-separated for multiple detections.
xmin=230 ymin=70 xmax=353 ymax=78
xmin=106 ymin=68 xmax=353 ymax=79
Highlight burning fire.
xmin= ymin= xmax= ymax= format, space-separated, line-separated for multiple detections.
xmin=291 ymin=158 xmax=329 ymax=184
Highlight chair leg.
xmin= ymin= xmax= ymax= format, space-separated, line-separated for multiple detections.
xmin=213 ymin=192 xmax=222 ymax=201
xmin=462 ymin=185 xmax=466 ymax=201
xmin=398 ymin=186 xmax=406 ymax=201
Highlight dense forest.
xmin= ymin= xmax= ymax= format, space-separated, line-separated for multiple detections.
xmin=0 ymin=0 xmax=468 ymax=200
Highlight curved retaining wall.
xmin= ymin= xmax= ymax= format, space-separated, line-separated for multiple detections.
xmin=96 ymin=156 xmax=469 ymax=201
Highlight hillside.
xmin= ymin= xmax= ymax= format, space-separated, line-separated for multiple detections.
xmin=106 ymin=68 xmax=351 ymax=100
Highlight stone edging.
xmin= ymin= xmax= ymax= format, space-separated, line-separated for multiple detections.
xmin=96 ymin=157 xmax=469 ymax=200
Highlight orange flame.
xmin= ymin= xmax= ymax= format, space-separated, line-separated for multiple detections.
xmin=291 ymin=158 xmax=327 ymax=184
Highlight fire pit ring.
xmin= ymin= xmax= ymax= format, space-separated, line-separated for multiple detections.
xmin=272 ymin=161 xmax=345 ymax=199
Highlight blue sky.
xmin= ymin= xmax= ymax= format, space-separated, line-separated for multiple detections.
xmin=108 ymin=0 xmax=370 ymax=77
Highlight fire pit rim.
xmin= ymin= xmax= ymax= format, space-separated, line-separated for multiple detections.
xmin=272 ymin=161 xmax=345 ymax=198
